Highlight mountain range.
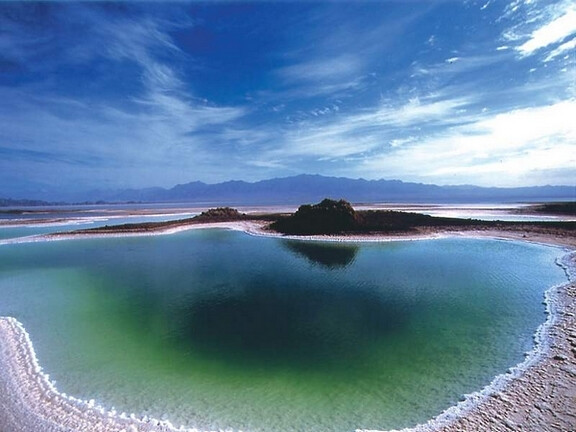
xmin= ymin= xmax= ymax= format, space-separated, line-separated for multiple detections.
xmin=86 ymin=175 xmax=575 ymax=205
xmin=2 ymin=175 xmax=574 ymax=206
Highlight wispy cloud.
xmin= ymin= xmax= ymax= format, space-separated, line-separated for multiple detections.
xmin=517 ymin=7 xmax=576 ymax=56
xmin=411 ymin=53 xmax=511 ymax=80
xmin=358 ymin=100 xmax=576 ymax=186
xmin=0 ymin=5 xmax=254 ymax=193
xmin=544 ymin=37 xmax=576 ymax=61
xmin=277 ymin=55 xmax=363 ymax=84
xmin=504 ymin=0 xmax=576 ymax=58
xmin=94 ymin=13 xmax=186 ymax=92
xmin=260 ymin=93 xmax=474 ymax=162
xmin=0 ymin=86 xmax=251 ymax=193
xmin=251 ymin=69 xmax=575 ymax=186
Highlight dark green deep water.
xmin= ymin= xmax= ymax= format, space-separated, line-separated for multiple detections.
xmin=0 ymin=230 xmax=567 ymax=431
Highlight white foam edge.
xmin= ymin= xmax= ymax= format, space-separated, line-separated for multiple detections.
xmin=0 ymin=317 xmax=198 ymax=431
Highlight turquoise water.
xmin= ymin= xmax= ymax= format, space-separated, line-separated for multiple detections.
xmin=0 ymin=230 xmax=567 ymax=431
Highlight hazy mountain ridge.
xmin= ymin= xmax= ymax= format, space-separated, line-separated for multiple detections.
xmin=2 ymin=175 xmax=574 ymax=206
xmin=98 ymin=174 xmax=575 ymax=204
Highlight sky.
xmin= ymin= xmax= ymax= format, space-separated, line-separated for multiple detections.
xmin=1 ymin=0 xmax=575 ymax=199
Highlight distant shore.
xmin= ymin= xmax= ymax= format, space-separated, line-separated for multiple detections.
xmin=0 ymin=214 xmax=575 ymax=431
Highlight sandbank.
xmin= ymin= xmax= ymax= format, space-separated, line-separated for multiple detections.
xmin=0 ymin=221 xmax=575 ymax=432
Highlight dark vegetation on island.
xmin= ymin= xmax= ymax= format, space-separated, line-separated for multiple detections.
xmin=269 ymin=198 xmax=468 ymax=234
xmin=270 ymin=199 xmax=576 ymax=236
xmin=194 ymin=207 xmax=246 ymax=221
xmin=271 ymin=199 xmax=359 ymax=235
xmin=48 ymin=199 xmax=575 ymax=240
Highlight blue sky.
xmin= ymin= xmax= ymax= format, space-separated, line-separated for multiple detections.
xmin=1 ymin=0 xmax=575 ymax=198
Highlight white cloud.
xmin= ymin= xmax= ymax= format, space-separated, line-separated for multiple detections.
xmin=96 ymin=15 xmax=186 ymax=93
xmin=142 ymin=63 xmax=182 ymax=90
xmin=544 ymin=37 xmax=576 ymax=61
xmin=480 ymin=0 xmax=492 ymax=11
xmin=390 ymin=137 xmax=417 ymax=148
xmin=377 ymin=97 xmax=471 ymax=126
xmin=469 ymin=100 xmax=576 ymax=149
xmin=135 ymin=91 xmax=246 ymax=132
xmin=277 ymin=55 xmax=363 ymax=83
xmin=263 ymin=95 xmax=474 ymax=162
xmin=0 ymin=82 xmax=251 ymax=191
xmin=358 ymin=100 xmax=576 ymax=186
xmin=517 ymin=7 xmax=576 ymax=56
xmin=411 ymin=54 xmax=507 ymax=81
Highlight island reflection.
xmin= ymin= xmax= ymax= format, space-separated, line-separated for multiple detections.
xmin=281 ymin=240 xmax=359 ymax=269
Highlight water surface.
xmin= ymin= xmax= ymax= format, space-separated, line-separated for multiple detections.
xmin=0 ymin=230 xmax=566 ymax=431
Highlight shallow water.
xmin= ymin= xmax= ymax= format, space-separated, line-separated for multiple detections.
xmin=0 ymin=230 xmax=567 ymax=432
xmin=0 ymin=214 xmax=196 ymax=241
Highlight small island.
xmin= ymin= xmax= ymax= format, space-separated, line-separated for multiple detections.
xmin=41 ymin=199 xmax=576 ymax=247
xmin=266 ymin=199 xmax=576 ymax=247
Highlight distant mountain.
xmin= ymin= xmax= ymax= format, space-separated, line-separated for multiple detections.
xmin=3 ymin=175 xmax=574 ymax=206
xmin=91 ymin=174 xmax=575 ymax=205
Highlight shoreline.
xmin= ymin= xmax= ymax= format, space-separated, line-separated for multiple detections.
xmin=2 ymin=218 xmax=575 ymax=250
xmin=0 ymin=223 xmax=575 ymax=431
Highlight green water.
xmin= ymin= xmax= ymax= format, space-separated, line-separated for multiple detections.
xmin=0 ymin=230 xmax=567 ymax=431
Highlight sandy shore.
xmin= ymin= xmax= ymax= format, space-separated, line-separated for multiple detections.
xmin=0 ymin=222 xmax=575 ymax=432
xmin=0 ymin=221 xmax=269 ymax=246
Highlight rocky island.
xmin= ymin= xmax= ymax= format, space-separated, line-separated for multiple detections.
xmin=40 ymin=199 xmax=575 ymax=245
xmin=267 ymin=199 xmax=576 ymax=247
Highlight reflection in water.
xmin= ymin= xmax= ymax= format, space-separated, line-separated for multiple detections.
xmin=175 ymin=280 xmax=409 ymax=370
xmin=282 ymin=240 xmax=359 ymax=269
